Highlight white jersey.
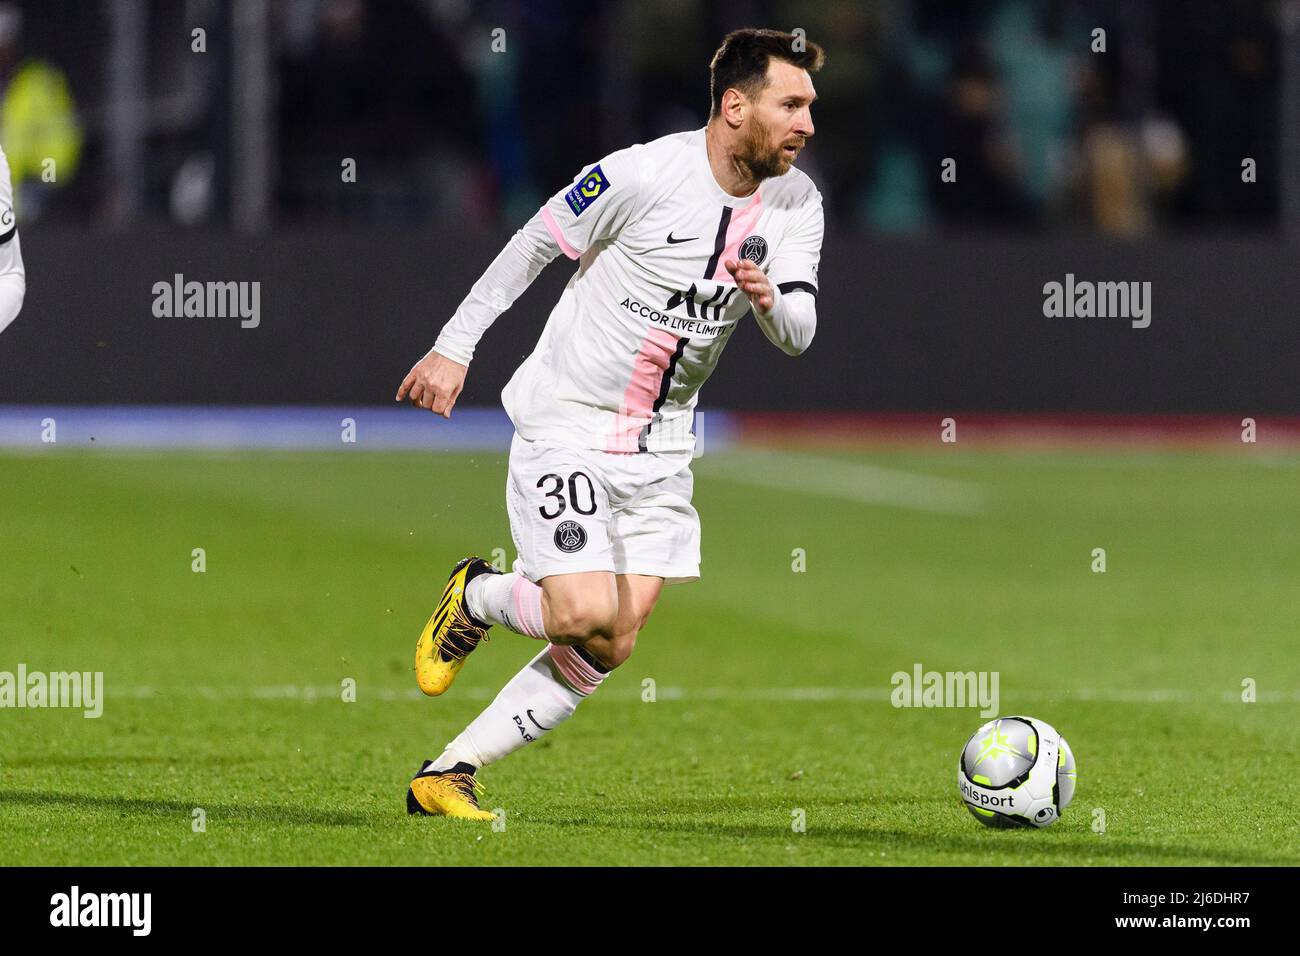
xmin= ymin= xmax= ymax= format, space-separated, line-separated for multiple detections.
xmin=501 ymin=127 xmax=822 ymax=454
xmin=0 ymin=144 xmax=25 ymax=335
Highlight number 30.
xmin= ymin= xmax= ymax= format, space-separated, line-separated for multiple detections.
xmin=536 ymin=471 xmax=597 ymax=519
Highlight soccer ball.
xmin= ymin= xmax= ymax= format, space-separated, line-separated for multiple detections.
xmin=957 ymin=715 xmax=1076 ymax=828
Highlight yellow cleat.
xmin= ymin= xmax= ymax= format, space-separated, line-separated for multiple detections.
xmin=406 ymin=761 xmax=496 ymax=821
xmin=415 ymin=556 xmax=499 ymax=697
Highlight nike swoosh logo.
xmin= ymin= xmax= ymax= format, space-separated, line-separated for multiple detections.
xmin=666 ymin=233 xmax=698 ymax=244
xmin=526 ymin=709 xmax=553 ymax=731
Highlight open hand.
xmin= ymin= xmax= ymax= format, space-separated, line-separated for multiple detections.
xmin=396 ymin=348 xmax=468 ymax=419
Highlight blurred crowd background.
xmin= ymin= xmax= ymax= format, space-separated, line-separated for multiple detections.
xmin=3 ymin=0 xmax=1295 ymax=237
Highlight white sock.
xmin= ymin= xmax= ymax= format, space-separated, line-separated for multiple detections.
xmin=432 ymin=645 xmax=606 ymax=770
xmin=465 ymin=571 xmax=547 ymax=639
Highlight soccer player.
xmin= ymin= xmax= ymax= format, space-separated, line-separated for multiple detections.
xmin=0 ymin=143 xmax=26 ymax=335
xmin=396 ymin=28 xmax=824 ymax=819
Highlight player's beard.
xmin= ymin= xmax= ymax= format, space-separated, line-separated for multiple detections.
xmin=736 ymin=115 xmax=799 ymax=181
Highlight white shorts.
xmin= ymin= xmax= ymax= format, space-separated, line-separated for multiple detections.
xmin=505 ymin=432 xmax=701 ymax=584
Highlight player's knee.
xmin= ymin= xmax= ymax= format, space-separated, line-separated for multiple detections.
xmin=629 ymin=605 xmax=655 ymax=635
xmin=586 ymin=631 xmax=637 ymax=670
xmin=548 ymin=598 xmax=618 ymax=644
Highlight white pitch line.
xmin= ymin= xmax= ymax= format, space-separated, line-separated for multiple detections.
xmin=115 ymin=685 xmax=1300 ymax=704
xmin=695 ymin=449 xmax=985 ymax=515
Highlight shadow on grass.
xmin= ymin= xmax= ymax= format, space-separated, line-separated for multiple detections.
xmin=539 ymin=804 xmax=1297 ymax=866
xmin=0 ymin=789 xmax=371 ymax=828
xmin=0 ymin=754 xmax=260 ymax=768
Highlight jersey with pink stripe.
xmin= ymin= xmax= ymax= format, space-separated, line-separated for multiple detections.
xmin=502 ymin=126 xmax=823 ymax=454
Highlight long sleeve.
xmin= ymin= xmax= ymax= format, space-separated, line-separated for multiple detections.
xmin=432 ymin=144 xmax=644 ymax=366
xmin=432 ymin=211 xmax=562 ymax=365
xmin=0 ymin=146 xmax=25 ymax=335
xmin=0 ymin=233 xmax=24 ymax=335
xmin=757 ymin=185 xmax=822 ymax=356
xmin=753 ymin=283 xmax=816 ymax=356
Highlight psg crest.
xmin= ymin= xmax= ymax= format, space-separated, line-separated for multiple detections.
xmin=739 ymin=235 xmax=768 ymax=264
xmin=554 ymin=520 xmax=587 ymax=553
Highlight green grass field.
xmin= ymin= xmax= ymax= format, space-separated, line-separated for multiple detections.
xmin=2 ymin=447 xmax=1298 ymax=866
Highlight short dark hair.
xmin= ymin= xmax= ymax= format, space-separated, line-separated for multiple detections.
xmin=708 ymin=28 xmax=825 ymax=119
